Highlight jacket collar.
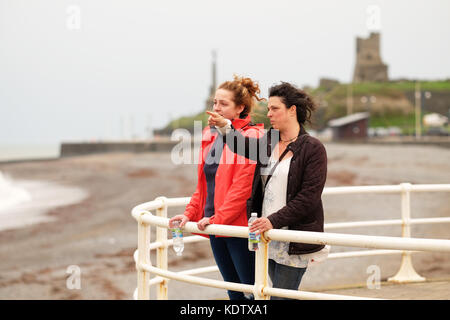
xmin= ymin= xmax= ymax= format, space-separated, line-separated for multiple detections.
xmin=231 ymin=115 xmax=252 ymax=130
xmin=288 ymin=125 xmax=309 ymax=152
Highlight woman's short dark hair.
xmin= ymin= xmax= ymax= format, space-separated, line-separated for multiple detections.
xmin=268 ymin=82 xmax=316 ymax=125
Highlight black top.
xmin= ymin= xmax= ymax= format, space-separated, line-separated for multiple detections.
xmin=203 ymin=134 xmax=224 ymax=217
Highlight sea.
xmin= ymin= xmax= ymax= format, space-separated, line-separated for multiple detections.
xmin=0 ymin=143 xmax=60 ymax=162
xmin=0 ymin=143 xmax=88 ymax=232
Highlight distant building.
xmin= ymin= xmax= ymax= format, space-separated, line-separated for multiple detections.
xmin=328 ymin=112 xmax=370 ymax=140
xmin=353 ymin=32 xmax=389 ymax=83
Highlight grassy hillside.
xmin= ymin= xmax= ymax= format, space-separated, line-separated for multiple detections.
xmin=310 ymin=80 xmax=450 ymax=133
xmin=155 ymin=80 xmax=450 ymax=135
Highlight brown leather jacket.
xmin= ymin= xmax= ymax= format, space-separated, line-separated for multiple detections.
xmin=222 ymin=125 xmax=327 ymax=255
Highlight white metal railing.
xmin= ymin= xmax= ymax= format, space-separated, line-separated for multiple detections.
xmin=131 ymin=183 xmax=450 ymax=300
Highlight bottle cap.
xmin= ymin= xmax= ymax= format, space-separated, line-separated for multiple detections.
xmin=251 ymin=212 xmax=257 ymax=217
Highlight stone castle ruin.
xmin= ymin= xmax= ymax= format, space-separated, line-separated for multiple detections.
xmin=353 ymin=32 xmax=389 ymax=82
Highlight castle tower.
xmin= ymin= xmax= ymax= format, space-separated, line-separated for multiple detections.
xmin=352 ymin=32 xmax=389 ymax=82
xmin=205 ymin=50 xmax=217 ymax=110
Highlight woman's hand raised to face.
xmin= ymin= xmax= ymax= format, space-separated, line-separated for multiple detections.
xmin=206 ymin=111 xmax=228 ymax=128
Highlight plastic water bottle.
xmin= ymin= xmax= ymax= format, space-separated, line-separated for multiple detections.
xmin=248 ymin=212 xmax=260 ymax=251
xmin=171 ymin=220 xmax=184 ymax=256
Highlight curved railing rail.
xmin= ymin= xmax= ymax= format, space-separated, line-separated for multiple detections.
xmin=131 ymin=183 xmax=450 ymax=300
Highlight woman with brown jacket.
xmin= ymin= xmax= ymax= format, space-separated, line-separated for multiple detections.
xmin=207 ymin=81 xmax=329 ymax=299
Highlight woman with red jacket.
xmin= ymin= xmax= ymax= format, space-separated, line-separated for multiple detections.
xmin=169 ymin=75 xmax=264 ymax=300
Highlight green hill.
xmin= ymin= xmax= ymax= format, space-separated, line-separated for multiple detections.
xmin=155 ymin=80 xmax=450 ymax=136
xmin=311 ymin=80 xmax=450 ymax=134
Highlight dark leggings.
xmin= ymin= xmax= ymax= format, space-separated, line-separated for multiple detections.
xmin=209 ymin=235 xmax=255 ymax=300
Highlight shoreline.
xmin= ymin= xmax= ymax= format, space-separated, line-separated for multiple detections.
xmin=0 ymin=157 xmax=60 ymax=165
xmin=0 ymin=176 xmax=88 ymax=232
xmin=1 ymin=136 xmax=448 ymax=165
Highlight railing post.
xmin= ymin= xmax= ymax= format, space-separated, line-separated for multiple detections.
xmin=155 ymin=197 xmax=169 ymax=299
xmin=388 ymin=183 xmax=426 ymax=283
xmin=254 ymin=233 xmax=270 ymax=300
xmin=137 ymin=213 xmax=151 ymax=300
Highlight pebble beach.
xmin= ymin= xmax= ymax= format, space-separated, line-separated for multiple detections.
xmin=0 ymin=143 xmax=449 ymax=300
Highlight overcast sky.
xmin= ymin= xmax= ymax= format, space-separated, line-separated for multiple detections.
xmin=1 ymin=0 xmax=449 ymax=144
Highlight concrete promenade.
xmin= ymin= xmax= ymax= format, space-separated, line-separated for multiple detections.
xmin=317 ymin=278 xmax=450 ymax=299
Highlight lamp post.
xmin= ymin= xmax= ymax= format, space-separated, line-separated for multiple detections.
xmin=415 ymin=82 xmax=422 ymax=139
xmin=361 ymin=95 xmax=376 ymax=111
xmin=347 ymin=85 xmax=353 ymax=115
xmin=422 ymin=91 xmax=432 ymax=135
xmin=415 ymin=81 xmax=432 ymax=138
xmin=361 ymin=95 xmax=376 ymax=132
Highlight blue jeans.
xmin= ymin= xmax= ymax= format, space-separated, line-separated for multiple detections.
xmin=268 ymin=259 xmax=307 ymax=300
xmin=209 ymin=235 xmax=255 ymax=300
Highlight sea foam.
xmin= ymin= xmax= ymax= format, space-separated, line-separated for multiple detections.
xmin=0 ymin=171 xmax=88 ymax=232
xmin=0 ymin=171 xmax=32 ymax=212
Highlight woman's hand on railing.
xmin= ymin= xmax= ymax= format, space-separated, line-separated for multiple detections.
xmin=197 ymin=217 xmax=211 ymax=231
xmin=169 ymin=215 xmax=189 ymax=228
xmin=249 ymin=217 xmax=273 ymax=234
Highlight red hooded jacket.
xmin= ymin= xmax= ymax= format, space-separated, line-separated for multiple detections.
xmin=184 ymin=116 xmax=264 ymax=233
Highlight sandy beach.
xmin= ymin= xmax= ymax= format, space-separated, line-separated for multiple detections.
xmin=0 ymin=143 xmax=449 ymax=300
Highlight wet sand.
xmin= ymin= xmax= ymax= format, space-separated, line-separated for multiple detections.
xmin=0 ymin=143 xmax=449 ymax=300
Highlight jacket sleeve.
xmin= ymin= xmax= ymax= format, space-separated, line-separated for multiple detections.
xmin=219 ymin=125 xmax=270 ymax=163
xmin=267 ymin=141 xmax=327 ymax=229
xmin=209 ymin=161 xmax=256 ymax=225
